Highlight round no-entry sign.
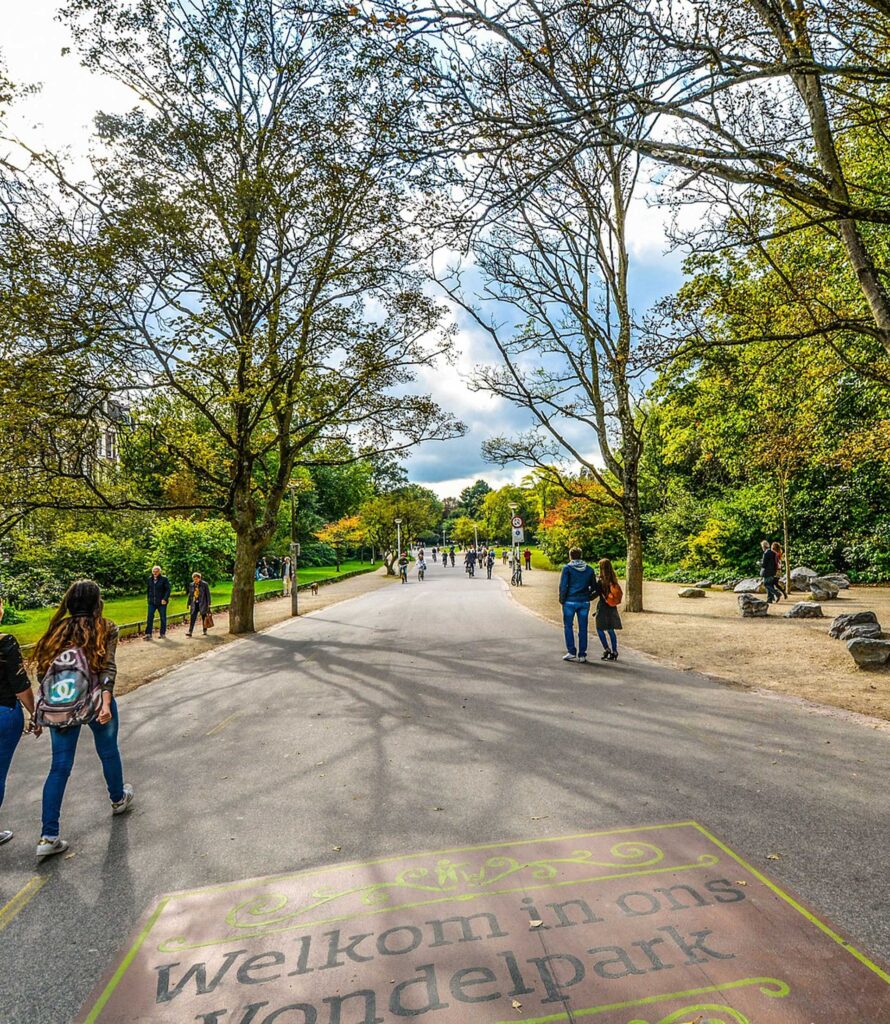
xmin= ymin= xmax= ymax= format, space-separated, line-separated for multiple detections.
xmin=511 ymin=515 xmax=524 ymax=528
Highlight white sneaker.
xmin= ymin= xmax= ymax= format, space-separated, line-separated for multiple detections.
xmin=578 ymin=655 xmax=588 ymax=663
xmin=112 ymin=783 xmax=135 ymax=816
xmin=562 ymin=653 xmax=577 ymax=662
xmin=0 ymin=829 xmax=12 ymax=846
xmin=36 ymin=837 xmax=68 ymax=859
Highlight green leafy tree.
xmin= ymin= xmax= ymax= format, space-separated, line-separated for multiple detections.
xmin=150 ymin=519 xmax=237 ymax=591
xmin=358 ymin=486 xmax=442 ymax=574
xmin=3 ymin=0 xmax=462 ymax=634
xmin=458 ymin=480 xmax=493 ymax=519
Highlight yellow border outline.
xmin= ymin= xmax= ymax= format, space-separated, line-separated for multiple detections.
xmin=79 ymin=819 xmax=890 ymax=1021
xmin=0 ymin=875 xmax=47 ymax=933
xmin=690 ymin=821 xmax=890 ymax=984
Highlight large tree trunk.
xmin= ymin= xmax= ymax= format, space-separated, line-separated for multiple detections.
xmin=230 ymin=531 xmax=261 ymax=635
xmin=383 ymin=548 xmax=397 ymax=575
xmin=622 ymin=490 xmax=644 ymax=612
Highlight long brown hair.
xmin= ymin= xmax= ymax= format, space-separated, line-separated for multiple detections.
xmin=598 ymin=558 xmax=618 ymax=591
xmin=33 ymin=580 xmax=113 ymax=677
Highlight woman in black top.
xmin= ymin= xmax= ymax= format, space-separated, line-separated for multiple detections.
xmin=0 ymin=597 xmax=38 ymax=846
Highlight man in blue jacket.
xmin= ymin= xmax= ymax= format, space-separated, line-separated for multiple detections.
xmin=145 ymin=565 xmax=172 ymax=639
xmin=559 ymin=547 xmax=597 ymax=663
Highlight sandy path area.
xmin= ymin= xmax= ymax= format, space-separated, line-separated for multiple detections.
xmin=111 ymin=568 xmax=396 ymax=696
xmin=495 ymin=563 xmax=890 ymax=722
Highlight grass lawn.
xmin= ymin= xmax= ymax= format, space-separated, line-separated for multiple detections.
xmin=3 ymin=559 xmax=378 ymax=645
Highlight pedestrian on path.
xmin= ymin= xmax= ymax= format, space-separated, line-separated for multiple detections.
xmin=559 ymin=548 xmax=596 ymax=662
xmin=0 ymin=597 xmax=39 ymax=847
xmin=145 ymin=565 xmax=171 ymax=640
xmin=524 ymin=548 xmax=532 ymax=570
xmin=186 ymin=573 xmax=212 ymax=635
xmin=760 ymin=540 xmax=781 ymax=603
xmin=502 ymin=549 xmax=508 ymax=565
xmin=282 ymin=556 xmax=293 ymax=596
xmin=771 ymin=541 xmax=787 ymax=599
xmin=432 ymin=546 xmax=438 ymax=562
xmin=32 ymin=580 xmax=134 ymax=860
xmin=449 ymin=546 xmax=455 ymax=566
xmin=596 ymin=558 xmax=623 ymax=661
xmin=486 ymin=549 xmax=495 ymax=579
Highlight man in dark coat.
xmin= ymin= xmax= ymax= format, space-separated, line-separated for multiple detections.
xmin=145 ymin=565 xmax=172 ymax=639
xmin=186 ymin=573 xmax=212 ymax=636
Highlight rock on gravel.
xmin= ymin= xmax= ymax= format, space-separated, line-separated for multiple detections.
xmin=694 ymin=580 xmax=713 ymax=589
xmin=809 ymin=577 xmax=840 ymax=601
xmin=734 ymin=578 xmax=765 ymax=594
xmin=821 ymin=574 xmax=851 ymax=590
xmin=829 ymin=610 xmax=879 ymax=639
xmin=784 ymin=603 xmax=824 ymax=619
xmin=679 ymin=588 xmax=707 ymax=598
xmin=840 ymin=623 xmax=884 ymax=642
xmin=847 ymin=638 xmax=890 ymax=668
xmin=738 ymin=594 xmax=769 ymax=617
xmin=790 ymin=566 xmax=819 ymax=591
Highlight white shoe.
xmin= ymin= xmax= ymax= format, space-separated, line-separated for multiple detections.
xmin=0 ymin=829 xmax=12 ymax=846
xmin=563 ymin=653 xmax=577 ymax=662
xmin=112 ymin=783 xmax=135 ymax=816
xmin=37 ymin=837 xmax=68 ymax=859
xmin=578 ymin=655 xmax=588 ymax=663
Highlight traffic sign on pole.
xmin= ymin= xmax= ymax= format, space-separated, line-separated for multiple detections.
xmin=512 ymin=526 xmax=525 ymax=543
xmin=511 ymin=515 xmax=524 ymax=529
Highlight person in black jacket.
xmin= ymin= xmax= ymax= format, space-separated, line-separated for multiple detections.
xmin=186 ymin=573 xmax=212 ymax=636
xmin=145 ymin=565 xmax=172 ymax=639
xmin=0 ymin=597 xmax=38 ymax=846
xmin=760 ymin=541 xmax=780 ymax=603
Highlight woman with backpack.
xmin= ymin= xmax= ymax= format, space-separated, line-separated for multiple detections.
xmin=1 ymin=597 xmax=39 ymax=846
xmin=596 ymin=558 xmax=623 ymax=661
xmin=186 ymin=572 xmax=212 ymax=636
xmin=32 ymin=580 xmax=134 ymax=860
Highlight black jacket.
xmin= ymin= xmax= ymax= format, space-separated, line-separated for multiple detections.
xmin=147 ymin=574 xmax=172 ymax=605
xmin=0 ymin=633 xmax=30 ymax=709
xmin=187 ymin=580 xmax=211 ymax=614
xmin=760 ymin=549 xmax=778 ymax=577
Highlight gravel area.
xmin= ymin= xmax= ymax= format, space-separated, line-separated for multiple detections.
xmin=496 ymin=563 xmax=890 ymax=722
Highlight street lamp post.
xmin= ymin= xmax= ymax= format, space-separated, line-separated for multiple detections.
xmin=473 ymin=522 xmax=479 ymax=552
xmin=395 ymin=518 xmax=402 ymax=561
xmin=289 ymin=484 xmax=299 ymax=616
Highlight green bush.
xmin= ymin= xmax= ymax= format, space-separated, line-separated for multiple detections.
xmin=150 ymin=518 xmax=237 ymax=590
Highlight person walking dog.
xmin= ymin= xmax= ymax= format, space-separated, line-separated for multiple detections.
xmin=0 ymin=597 xmax=39 ymax=846
xmin=596 ymin=558 xmax=623 ymax=661
xmin=559 ymin=548 xmax=596 ymax=663
xmin=186 ymin=573 xmax=212 ymax=636
xmin=32 ymin=580 xmax=134 ymax=860
xmin=145 ymin=565 xmax=171 ymax=640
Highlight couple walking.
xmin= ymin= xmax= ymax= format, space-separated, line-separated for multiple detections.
xmin=144 ymin=566 xmax=212 ymax=638
xmin=0 ymin=581 xmax=134 ymax=858
xmin=559 ymin=549 xmax=622 ymax=663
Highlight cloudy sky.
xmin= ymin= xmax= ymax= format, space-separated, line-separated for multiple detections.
xmin=4 ymin=1 xmax=686 ymax=499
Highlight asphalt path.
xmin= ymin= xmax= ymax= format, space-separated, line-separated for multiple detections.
xmin=1 ymin=557 xmax=889 ymax=1022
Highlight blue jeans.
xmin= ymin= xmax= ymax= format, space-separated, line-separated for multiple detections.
xmin=0 ymin=704 xmax=24 ymax=815
xmin=41 ymin=699 xmax=125 ymax=838
xmin=764 ymin=576 xmax=780 ymax=602
xmin=146 ymin=602 xmax=167 ymax=636
xmin=562 ymin=600 xmax=590 ymax=657
xmin=597 ymin=628 xmax=617 ymax=653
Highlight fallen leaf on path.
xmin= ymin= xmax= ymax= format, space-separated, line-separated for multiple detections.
xmin=528 ymin=919 xmax=544 ymax=928
xmin=767 ymin=853 xmax=782 ymax=860
xmin=432 ymin=806 xmax=443 ymax=811
xmin=530 ymin=815 xmax=549 ymax=820
xmin=332 ymin=846 xmax=341 ymax=852
xmin=65 ymin=852 xmax=76 ymax=859
xmin=735 ymin=880 xmax=748 ymax=886
xmin=511 ymin=1000 xmax=522 ymax=1010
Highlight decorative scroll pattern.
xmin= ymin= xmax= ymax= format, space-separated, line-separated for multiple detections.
xmin=158 ymin=843 xmax=719 ymax=952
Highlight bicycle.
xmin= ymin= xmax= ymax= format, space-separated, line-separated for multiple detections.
xmin=511 ymin=564 xmax=523 ymax=587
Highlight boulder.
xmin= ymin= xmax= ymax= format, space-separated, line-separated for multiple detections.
xmin=821 ymin=573 xmax=851 ymax=590
xmin=722 ymin=582 xmax=738 ymax=591
xmin=738 ymin=594 xmax=769 ymax=617
xmin=734 ymin=578 xmax=765 ymax=594
xmin=847 ymin=638 xmax=890 ymax=668
xmin=809 ymin=577 xmax=840 ymax=601
xmin=694 ymin=580 xmax=713 ymax=589
xmin=790 ymin=566 xmax=818 ymax=592
xmin=784 ymin=602 xmax=824 ymax=619
xmin=840 ymin=623 xmax=883 ymax=642
xmin=679 ymin=587 xmax=707 ymax=598
xmin=829 ymin=610 xmax=879 ymax=639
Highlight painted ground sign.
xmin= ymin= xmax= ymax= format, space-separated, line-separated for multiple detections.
xmin=78 ymin=822 xmax=889 ymax=1023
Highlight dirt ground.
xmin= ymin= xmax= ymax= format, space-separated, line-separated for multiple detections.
xmin=495 ymin=563 xmax=890 ymax=723
xmin=110 ymin=569 xmax=396 ymax=696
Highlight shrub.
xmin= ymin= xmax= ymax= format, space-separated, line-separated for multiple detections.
xmin=150 ymin=518 xmax=237 ymax=590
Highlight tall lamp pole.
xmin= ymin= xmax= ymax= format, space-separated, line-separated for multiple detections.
xmin=473 ymin=522 xmax=479 ymax=552
xmin=395 ymin=518 xmax=402 ymax=561
xmin=289 ymin=484 xmax=299 ymax=616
